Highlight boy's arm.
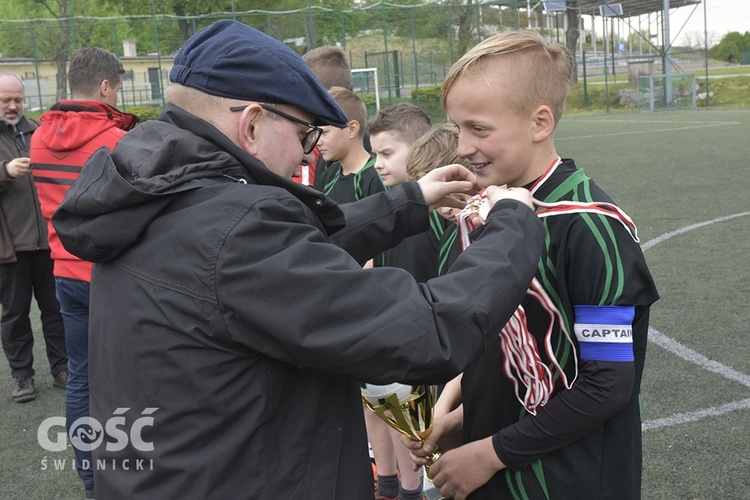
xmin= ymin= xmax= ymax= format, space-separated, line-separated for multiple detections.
xmin=491 ymin=215 xmax=658 ymax=470
xmin=434 ymin=374 xmax=463 ymax=418
xmin=492 ymin=357 xmax=635 ymax=469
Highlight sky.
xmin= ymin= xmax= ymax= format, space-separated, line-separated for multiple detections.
xmin=669 ymin=0 xmax=750 ymax=44
xmin=576 ymin=0 xmax=748 ymax=47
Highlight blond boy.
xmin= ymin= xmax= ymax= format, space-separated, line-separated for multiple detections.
xmin=406 ymin=31 xmax=658 ymax=500
xmin=403 ymin=126 xmax=471 ymax=277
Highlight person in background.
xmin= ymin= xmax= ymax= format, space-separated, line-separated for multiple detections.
xmin=293 ymin=45 xmax=354 ymax=186
xmin=302 ymin=45 xmax=353 ymax=92
xmin=366 ymin=102 xmax=433 ymax=500
xmin=51 ymin=20 xmax=545 ymax=499
xmin=314 ymin=86 xmax=383 ymax=202
xmin=31 ymin=47 xmax=138 ymax=500
xmin=0 ymin=71 xmax=66 ymax=404
xmin=402 ymin=126 xmax=471 ymax=278
xmin=404 ymin=31 xmax=659 ymax=500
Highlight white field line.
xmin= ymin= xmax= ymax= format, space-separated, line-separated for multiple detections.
xmin=641 ymin=211 xmax=750 ymax=252
xmin=640 ymin=212 xmax=750 ymax=431
xmin=641 ymin=397 xmax=750 ymax=431
xmin=557 ymin=121 xmax=739 ymax=141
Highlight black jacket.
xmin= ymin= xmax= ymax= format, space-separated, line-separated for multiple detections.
xmin=53 ymin=105 xmax=545 ymax=499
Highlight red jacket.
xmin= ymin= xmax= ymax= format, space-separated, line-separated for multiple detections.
xmin=291 ymin=146 xmax=322 ymax=186
xmin=31 ymin=100 xmax=137 ymax=281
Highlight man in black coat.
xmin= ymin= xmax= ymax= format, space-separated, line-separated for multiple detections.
xmin=53 ymin=20 xmax=544 ymax=500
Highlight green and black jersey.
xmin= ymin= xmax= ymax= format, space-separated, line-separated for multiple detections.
xmin=437 ymin=223 xmax=462 ymax=277
xmin=313 ymin=156 xmax=384 ymax=203
xmin=377 ymin=211 xmax=451 ymax=282
xmin=459 ymin=159 xmax=659 ymax=500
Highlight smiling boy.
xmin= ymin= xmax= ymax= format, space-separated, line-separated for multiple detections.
xmin=406 ymin=31 xmax=659 ymax=500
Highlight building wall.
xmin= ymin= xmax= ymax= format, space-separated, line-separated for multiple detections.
xmin=0 ymin=56 xmax=176 ymax=111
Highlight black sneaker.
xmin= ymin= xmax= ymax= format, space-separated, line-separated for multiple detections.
xmin=53 ymin=369 xmax=68 ymax=389
xmin=84 ymin=483 xmax=95 ymax=500
xmin=12 ymin=376 xmax=36 ymax=403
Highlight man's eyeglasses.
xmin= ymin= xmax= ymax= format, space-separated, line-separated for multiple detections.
xmin=230 ymin=104 xmax=322 ymax=155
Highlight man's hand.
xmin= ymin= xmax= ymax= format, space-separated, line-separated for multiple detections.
xmin=6 ymin=157 xmax=31 ymax=178
xmin=428 ymin=437 xmax=506 ymax=500
xmin=416 ymin=164 xmax=481 ymax=212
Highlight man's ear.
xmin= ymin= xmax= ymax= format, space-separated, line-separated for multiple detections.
xmin=238 ymin=104 xmax=264 ymax=155
xmin=531 ymin=105 xmax=555 ymax=143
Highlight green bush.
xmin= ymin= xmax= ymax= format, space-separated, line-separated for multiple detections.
xmin=411 ymin=85 xmax=447 ymax=125
xmin=124 ymin=105 xmax=163 ymax=123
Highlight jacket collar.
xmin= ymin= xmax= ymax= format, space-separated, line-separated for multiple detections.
xmin=51 ymin=100 xmax=139 ymax=131
xmin=160 ymin=104 xmax=346 ymax=234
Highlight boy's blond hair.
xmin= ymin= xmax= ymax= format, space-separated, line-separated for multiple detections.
xmin=441 ymin=30 xmax=574 ymax=126
xmin=328 ymin=86 xmax=367 ymax=138
xmin=303 ymin=46 xmax=353 ymax=91
xmin=368 ymin=103 xmax=432 ymax=147
xmin=406 ymin=126 xmax=470 ymax=181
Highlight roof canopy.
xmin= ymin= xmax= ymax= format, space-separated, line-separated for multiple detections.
xmin=574 ymin=0 xmax=701 ymax=18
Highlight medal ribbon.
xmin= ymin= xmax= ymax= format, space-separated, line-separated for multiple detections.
xmin=456 ymin=158 xmax=639 ymax=414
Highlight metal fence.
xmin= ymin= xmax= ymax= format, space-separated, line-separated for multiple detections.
xmin=0 ymin=2 xmax=699 ymax=117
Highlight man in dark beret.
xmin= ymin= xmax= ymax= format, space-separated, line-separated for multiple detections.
xmin=52 ymin=20 xmax=544 ymax=499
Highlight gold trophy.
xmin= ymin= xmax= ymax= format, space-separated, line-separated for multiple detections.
xmin=360 ymin=383 xmax=442 ymax=478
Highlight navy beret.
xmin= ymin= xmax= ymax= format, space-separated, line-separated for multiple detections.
xmin=170 ymin=20 xmax=348 ymax=127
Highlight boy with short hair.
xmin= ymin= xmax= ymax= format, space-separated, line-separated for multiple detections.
xmin=366 ymin=102 xmax=433 ymax=500
xmin=314 ymin=86 xmax=383 ymax=202
xmin=406 ymin=31 xmax=659 ymax=500
xmin=295 ymin=45 xmax=355 ymax=186
xmin=302 ymin=45 xmax=353 ymax=91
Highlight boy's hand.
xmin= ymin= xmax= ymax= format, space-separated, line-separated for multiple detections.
xmin=485 ymin=185 xmax=534 ymax=210
xmin=401 ymin=405 xmax=465 ymax=469
xmin=416 ymin=164 xmax=481 ymax=211
xmin=428 ymin=437 xmax=506 ymax=500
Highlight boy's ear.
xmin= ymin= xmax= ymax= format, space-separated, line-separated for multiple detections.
xmin=531 ymin=105 xmax=556 ymax=143
xmin=347 ymin=119 xmax=361 ymax=139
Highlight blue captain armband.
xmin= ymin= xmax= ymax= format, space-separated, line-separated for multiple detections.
xmin=573 ymin=305 xmax=636 ymax=362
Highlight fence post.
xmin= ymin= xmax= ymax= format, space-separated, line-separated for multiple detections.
xmin=30 ymin=27 xmax=44 ymax=112
xmin=393 ymin=50 xmax=400 ymax=98
xmin=149 ymin=0 xmax=165 ymax=107
xmin=582 ymin=51 xmax=589 ymax=107
xmin=447 ymin=5 xmax=455 ymax=63
xmin=411 ymin=8 xmax=419 ymax=104
xmin=381 ymin=0 xmax=392 ymax=104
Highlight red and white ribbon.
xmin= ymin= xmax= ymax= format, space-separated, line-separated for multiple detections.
xmin=457 ymin=158 xmax=638 ymax=414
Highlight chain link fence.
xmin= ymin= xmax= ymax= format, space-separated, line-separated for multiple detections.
xmin=0 ymin=2 xmax=698 ymax=120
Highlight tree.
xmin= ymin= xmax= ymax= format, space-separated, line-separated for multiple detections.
xmin=0 ymin=0 xmax=129 ymax=100
xmin=564 ymin=2 xmax=580 ymax=83
xmin=710 ymin=31 xmax=750 ymax=63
